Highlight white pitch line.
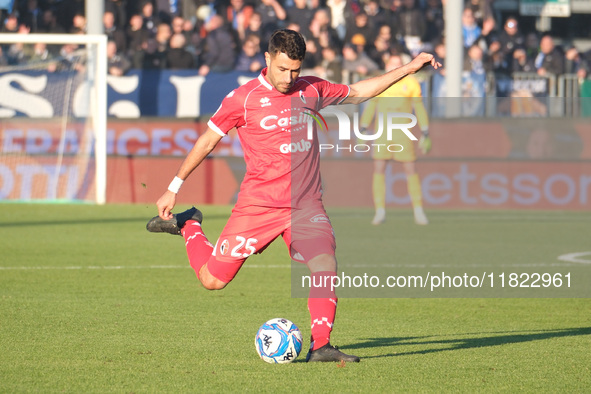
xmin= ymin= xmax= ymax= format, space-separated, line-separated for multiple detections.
xmin=0 ymin=262 xmax=579 ymax=271
xmin=339 ymin=263 xmax=574 ymax=268
xmin=557 ymin=252 xmax=591 ymax=264
xmin=0 ymin=264 xmax=290 ymax=271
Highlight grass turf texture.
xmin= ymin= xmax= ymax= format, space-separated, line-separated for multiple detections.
xmin=0 ymin=204 xmax=590 ymax=392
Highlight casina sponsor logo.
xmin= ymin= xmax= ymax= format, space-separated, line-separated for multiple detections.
xmin=280 ymin=139 xmax=312 ymax=154
xmin=260 ymin=110 xmax=310 ymax=131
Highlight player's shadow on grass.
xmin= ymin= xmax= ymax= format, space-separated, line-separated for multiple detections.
xmin=343 ymin=327 xmax=591 ymax=358
xmin=3 ymin=214 xmax=231 ymax=227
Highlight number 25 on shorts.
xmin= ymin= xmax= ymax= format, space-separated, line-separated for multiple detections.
xmin=221 ymin=236 xmax=258 ymax=258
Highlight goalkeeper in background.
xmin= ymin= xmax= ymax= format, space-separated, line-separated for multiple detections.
xmin=360 ymin=54 xmax=432 ymax=225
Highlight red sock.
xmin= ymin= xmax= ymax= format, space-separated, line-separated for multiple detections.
xmin=181 ymin=221 xmax=213 ymax=279
xmin=308 ymin=271 xmax=338 ymax=351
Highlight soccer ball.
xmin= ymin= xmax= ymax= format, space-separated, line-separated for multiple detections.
xmin=255 ymin=318 xmax=303 ymax=364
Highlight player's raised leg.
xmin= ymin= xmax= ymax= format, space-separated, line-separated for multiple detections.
xmin=146 ymin=207 xmax=223 ymax=288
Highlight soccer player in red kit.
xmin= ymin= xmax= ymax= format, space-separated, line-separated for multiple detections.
xmin=147 ymin=29 xmax=440 ymax=362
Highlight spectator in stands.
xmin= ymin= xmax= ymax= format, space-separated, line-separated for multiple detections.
xmin=345 ymin=11 xmax=374 ymax=48
xmin=327 ymin=0 xmax=352 ymax=42
xmin=140 ymin=0 xmax=159 ymax=37
xmin=285 ymin=22 xmax=302 ymax=33
xmin=199 ymin=14 xmax=237 ymax=76
xmin=142 ymin=22 xmax=171 ymax=69
xmin=464 ymin=0 xmax=494 ymax=29
xmin=157 ymin=21 xmax=173 ymax=48
xmin=477 ymin=15 xmax=497 ymax=50
xmin=29 ymin=42 xmax=52 ymax=63
xmin=127 ymin=13 xmax=150 ymax=67
xmin=535 ymin=34 xmax=564 ymax=76
xmin=511 ymin=45 xmax=536 ymax=73
xmin=306 ymin=18 xmax=341 ymax=70
xmin=107 ymin=39 xmax=131 ymax=76
xmin=461 ymin=7 xmax=481 ymax=49
xmin=170 ymin=15 xmax=200 ymax=56
xmin=367 ymin=24 xmax=394 ymax=69
xmin=432 ymin=39 xmax=446 ymax=76
xmin=424 ymin=0 xmax=444 ymax=44
xmin=565 ymin=46 xmax=588 ymax=80
xmin=395 ymin=0 xmax=427 ymax=56
xmin=463 ymin=44 xmax=489 ymax=75
xmin=1 ymin=13 xmax=19 ymax=33
xmin=170 ymin=15 xmax=185 ymax=37
xmin=244 ymin=12 xmax=264 ymax=49
xmin=342 ymin=42 xmax=379 ymax=78
xmin=105 ymin=0 xmax=127 ymax=30
xmin=225 ymin=0 xmax=254 ymax=43
xmin=497 ymin=17 xmax=525 ymax=61
xmin=53 ymin=0 xmax=83 ymax=33
xmin=57 ymin=41 xmax=83 ymax=71
xmin=39 ymin=8 xmax=66 ymax=34
xmin=315 ymin=45 xmax=343 ymax=83
xmin=350 ymin=34 xmax=368 ymax=57
xmin=26 ymin=42 xmax=60 ymax=72
xmin=155 ymin=0 xmax=180 ymax=24
xmin=307 ymin=9 xmax=340 ymax=53
xmin=286 ymin=0 xmax=314 ymax=36
xmin=166 ymin=33 xmax=195 ymax=69
xmin=255 ymin=0 xmax=287 ymax=42
xmin=185 ymin=18 xmax=204 ymax=64
xmin=180 ymin=0 xmax=201 ymax=24
xmin=390 ymin=0 xmax=404 ymax=13
xmin=364 ymin=0 xmax=389 ymax=31
xmin=104 ymin=10 xmax=127 ymax=54
xmin=524 ymin=32 xmax=540 ymax=59
xmin=20 ymin=0 xmax=43 ymax=32
xmin=70 ymin=13 xmax=86 ymax=34
xmin=234 ymin=34 xmax=265 ymax=73
xmin=302 ymin=34 xmax=322 ymax=69
xmin=5 ymin=23 xmax=30 ymax=65
xmin=489 ymin=42 xmax=510 ymax=74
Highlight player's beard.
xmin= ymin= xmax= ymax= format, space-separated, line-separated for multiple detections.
xmin=276 ymin=83 xmax=293 ymax=93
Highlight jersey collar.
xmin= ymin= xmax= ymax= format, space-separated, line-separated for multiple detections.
xmin=258 ymin=68 xmax=274 ymax=91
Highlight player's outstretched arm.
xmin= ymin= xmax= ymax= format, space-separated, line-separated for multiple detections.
xmin=343 ymin=52 xmax=441 ymax=105
xmin=157 ymin=128 xmax=223 ymax=219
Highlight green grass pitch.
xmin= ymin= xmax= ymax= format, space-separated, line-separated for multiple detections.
xmin=1 ymin=204 xmax=590 ymax=392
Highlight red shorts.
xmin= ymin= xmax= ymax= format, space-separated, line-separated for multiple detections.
xmin=207 ymin=204 xmax=335 ymax=283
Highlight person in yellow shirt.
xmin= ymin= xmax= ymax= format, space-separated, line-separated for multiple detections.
xmin=360 ymin=54 xmax=432 ymax=225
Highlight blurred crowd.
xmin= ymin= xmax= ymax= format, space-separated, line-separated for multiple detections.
xmin=1 ymin=0 xmax=590 ymax=82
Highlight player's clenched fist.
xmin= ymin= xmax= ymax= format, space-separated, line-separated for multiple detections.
xmin=157 ymin=191 xmax=176 ymax=220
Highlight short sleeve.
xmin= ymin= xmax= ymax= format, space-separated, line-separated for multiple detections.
xmin=307 ymin=76 xmax=350 ymax=109
xmin=207 ymin=90 xmax=246 ymax=136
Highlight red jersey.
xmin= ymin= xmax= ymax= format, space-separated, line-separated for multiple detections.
xmin=208 ymin=68 xmax=350 ymax=209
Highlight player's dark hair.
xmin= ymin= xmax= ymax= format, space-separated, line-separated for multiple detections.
xmin=268 ymin=29 xmax=306 ymax=61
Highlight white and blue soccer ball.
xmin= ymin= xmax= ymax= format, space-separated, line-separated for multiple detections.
xmin=255 ymin=318 xmax=303 ymax=364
